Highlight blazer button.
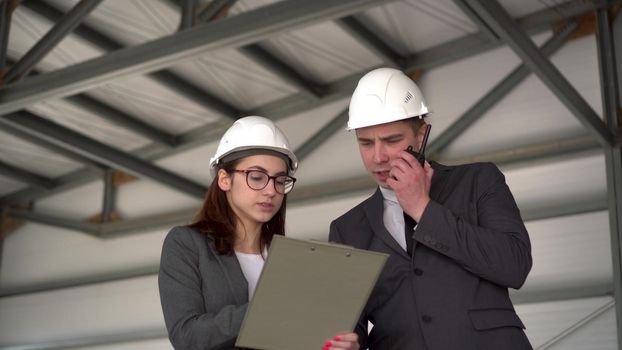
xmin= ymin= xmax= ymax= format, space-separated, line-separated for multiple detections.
xmin=421 ymin=315 xmax=432 ymax=323
xmin=413 ymin=268 xmax=423 ymax=276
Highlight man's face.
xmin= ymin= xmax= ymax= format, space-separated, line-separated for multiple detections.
xmin=355 ymin=120 xmax=421 ymax=188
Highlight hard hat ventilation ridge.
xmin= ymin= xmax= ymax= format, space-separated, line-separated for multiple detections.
xmin=404 ymin=91 xmax=413 ymax=103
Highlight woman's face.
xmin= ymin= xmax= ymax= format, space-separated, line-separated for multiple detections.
xmin=218 ymin=154 xmax=288 ymax=229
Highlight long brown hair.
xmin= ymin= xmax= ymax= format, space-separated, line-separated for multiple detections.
xmin=188 ymin=158 xmax=287 ymax=255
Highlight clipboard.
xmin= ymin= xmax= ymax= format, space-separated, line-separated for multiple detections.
xmin=235 ymin=235 xmax=388 ymax=350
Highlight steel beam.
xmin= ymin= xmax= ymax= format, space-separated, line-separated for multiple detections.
xmin=0 ymin=167 xmax=103 ymax=207
xmin=0 ymin=111 xmax=207 ymax=199
xmin=1 ymin=195 xmax=610 ymax=295
xmin=6 ymin=135 xmax=603 ymax=237
xmin=0 ymin=0 xmax=396 ymax=115
xmin=455 ymin=135 xmax=601 ymax=169
xmin=0 ymin=123 xmax=107 ymax=171
xmin=0 ymin=0 xmax=14 ymax=73
xmin=428 ymin=21 xmax=577 ymax=157
xmin=521 ymin=198 xmax=608 ymax=222
xmin=453 ymin=0 xmax=499 ymax=41
xmin=8 ymin=209 xmax=99 ymax=236
xmin=465 ymin=0 xmax=614 ymax=147
xmin=64 ymin=95 xmax=178 ymax=147
xmin=596 ymin=5 xmax=622 ymax=349
xmin=0 ymin=0 xmax=607 ymax=207
xmin=21 ymin=0 xmax=241 ymax=119
xmin=101 ymin=170 xmax=115 ymax=223
xmin=511 ymin=283 xmax=613 ymax=306
xmin=181 ymin=0 xmax=323 ymax=100
xmin=4 ymin=0 xmax=103 ymax=82
xmin=5 ymin=59 xmax=179 ymax=147
xmin=239 ymin=44 xmax=323 ymax=98
xmin=99 ymin=207 xmax=195 ymax=237
xmin=148 ymin=70 xmax=241 ymax=118
xmin=197 ymin=0 xmax=236 ymax=22
xmin=403 ymin=0 xmax=611 ymax=73
xmin=179 ymin=0 xmax=197 ymax=30
xmin=336 ymin=16 xmax=403 ymax=69
xmin=0 ymin=161 xmax=56 ymax=189
xmin=294 ymin=108 xmax=348 ymax=162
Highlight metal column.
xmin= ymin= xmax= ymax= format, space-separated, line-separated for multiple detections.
xmin=597 ymin=5 xmax=622 ymax=349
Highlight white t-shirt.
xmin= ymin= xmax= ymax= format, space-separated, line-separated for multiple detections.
xmin=235 ymin=251 xmax=265 ymax=299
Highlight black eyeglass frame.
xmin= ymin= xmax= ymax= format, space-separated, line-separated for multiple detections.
xmin=231 ymin=169 xmax=297 ymax=194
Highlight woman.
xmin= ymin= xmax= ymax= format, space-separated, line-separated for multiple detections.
xmin=159 ymin=116 xmax=358 ymax=350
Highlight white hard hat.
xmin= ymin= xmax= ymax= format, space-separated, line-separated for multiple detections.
xmin=347 ymin=67 xmax=430 ymax=130
xmin=209 ymin=116 xmax=298 ymax=178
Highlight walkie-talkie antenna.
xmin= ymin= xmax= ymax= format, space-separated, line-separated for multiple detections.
xmin=418 ymin=124 xmax=431 ymax=156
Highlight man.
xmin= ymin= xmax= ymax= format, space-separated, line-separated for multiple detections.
xmin=329 ymin=67 xmax=533 ymax=349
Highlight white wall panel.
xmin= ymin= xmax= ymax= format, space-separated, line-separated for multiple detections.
xmin=517 ymin=211 xmax=613 ymax=295
xmin=70 ymin=338 xmax=172 ymax=350
xmin=518 ymin=296 xmax=617 ymax=349
xmin=35 ymin=181 xmax=104 ymax=219
xmin=0 ymin=223 xmax=166 ymax=293
xmin=115 ymin=179 xmax=201 ymax=219
xmin=0 ymin=275 xmax=165 ymax=346
xmin=286 ymin=191 xmax=373 ymax=241
xmin=503 ymin=152 xmax=606 ymax=212
xmin=436 ymin=34 xmax=600 ymax=160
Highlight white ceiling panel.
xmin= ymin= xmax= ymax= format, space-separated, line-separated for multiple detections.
xmin=0 ymin=129 xmax=83 ymax=178
xmin=0 ymin=175 xmax=27 ymax=196
xmin=358 ymin=0 xmax=477 ymax=54
xmin=87 ymin=75 xmax=222 ymax=134
xmin=262 ymin=22 xmax=383 ymax=84
xmin=46 ymin=0 xmax=179 ymax=46
xmin=170 ymin=49 xmax=297 ymax=110
xmin=9 ymin=6 xmax=104 ymax=71
xmin=28 ymin=100 xmax=152 ymax=152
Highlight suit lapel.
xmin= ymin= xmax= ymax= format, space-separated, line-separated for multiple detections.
xmin=207 ymin=236 xmax=249 ymax=304
xmin=363 ymin=188 xmax=411 ymax=259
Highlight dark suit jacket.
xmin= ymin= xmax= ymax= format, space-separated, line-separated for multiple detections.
xmin=329 ymin=162 xmax=533 ymax=350
xmin=159 ymin=226 xmax=249 ymax=350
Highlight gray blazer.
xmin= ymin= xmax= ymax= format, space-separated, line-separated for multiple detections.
xmin=159 ymin=226 xmax=249 ymax=350
xmin=329 ymin=162 xmax=533 ymax=350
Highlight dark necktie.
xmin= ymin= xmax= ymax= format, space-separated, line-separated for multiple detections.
xmin=403 ymin=212 xmax=416 ymax=255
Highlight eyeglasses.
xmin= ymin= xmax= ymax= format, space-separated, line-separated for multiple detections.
xmin=232 ymin=169 xmax=296 ymax=194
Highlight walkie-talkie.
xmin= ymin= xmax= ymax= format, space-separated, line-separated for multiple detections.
xmin=405 ymin=124 xmax=431 ymax=167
